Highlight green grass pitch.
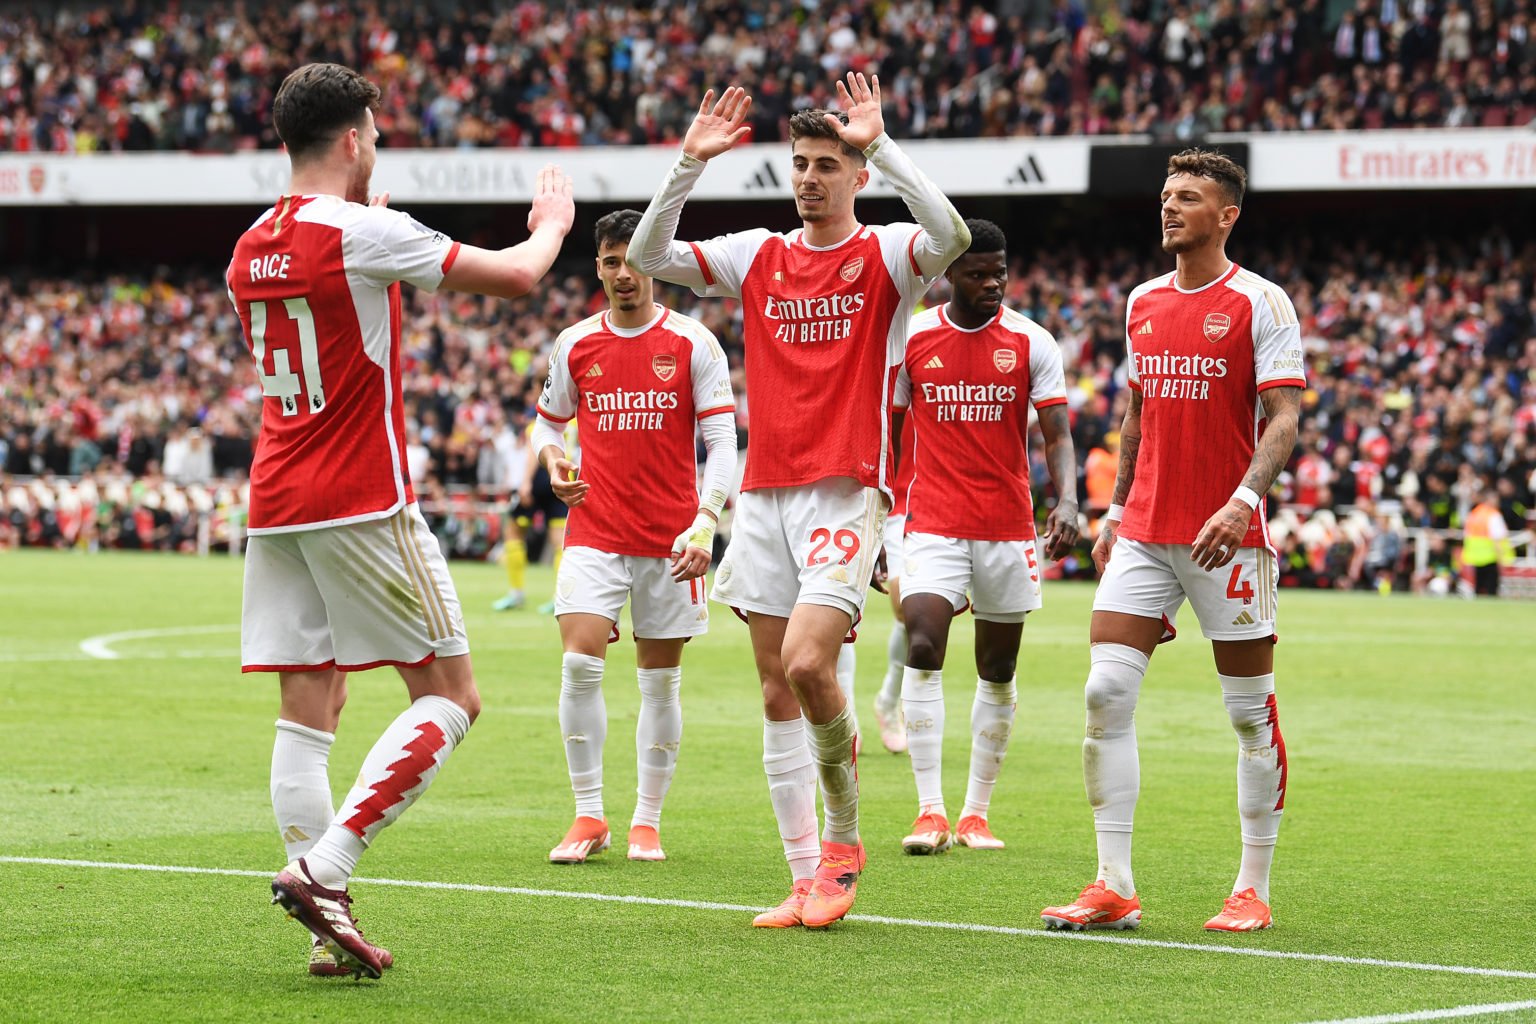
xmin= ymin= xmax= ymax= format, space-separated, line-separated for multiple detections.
xmin=0 ymin=549 xmax=1532 ymax=1022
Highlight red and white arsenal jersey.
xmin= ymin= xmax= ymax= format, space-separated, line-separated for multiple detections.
xmin=687 ymin=222 xmax=933 ymax=496
xmin=537 ymin=305 xmax=734 ymax=558
xmin=1120 ymin=264 xmax=1306 ymax=548
xmin=890 ymin=412 xmax=916 ymax=517
xmin=227 ymin=195 xmax=460 ymax=534
xmin=894 ymin=304 xmax=1068 ymax=541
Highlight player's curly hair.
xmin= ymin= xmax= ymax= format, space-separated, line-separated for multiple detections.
xmin=595 ymin=209 xmax=643 ymax=252
xmin=273 ymin=63 xmax=381 ymax=163
xmin=1167 ymin=148 xmax=1247 ymax=208
xmin=788 ymin=109 xmax=866 ymax=164
xmin=964 ymin=218 xmax=1008 ymax=255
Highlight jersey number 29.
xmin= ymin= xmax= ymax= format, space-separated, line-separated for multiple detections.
xmin=249 ymin=297 xmax=325 ymax=417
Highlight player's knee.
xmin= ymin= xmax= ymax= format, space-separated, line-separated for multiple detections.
xmin=636 ymin=666 xmax=681 ymax=705
xmin=453 ymin=686 xmax=482 ymax=724
xmin=781 ymin=650 xmax=834 ymax=692
xmin=977 ymin=655 xmax=1017 ymax=683
xmin=904 ymin=629 xmax=944 ymax=671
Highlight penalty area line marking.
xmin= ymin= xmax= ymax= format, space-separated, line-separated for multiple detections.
xmin=1299 ymin=999 xmax=1536 ymax=1024
xmin=3 ymin=856 xmax=1536 ymax=982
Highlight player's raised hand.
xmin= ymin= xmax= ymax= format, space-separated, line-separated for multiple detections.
xmin=1091 ymin=519 xmax=1120 ymax=575
xmin=528 ymin=164 xmax=576 ymax=236
xmin=1191 ymin=499 xmax=1251 ymax=572
xmin=549 ymin=457 xmax=589 ymax=507
xmin=1043 ymin=499 xmax=1081 ymax=562
xmin=369 ymin=191 xmax=390 ymax=208
xmin=683 ymin=87 xmax=753 ymax=162
xmin=826 ymin=72 xmax=884 ymax=151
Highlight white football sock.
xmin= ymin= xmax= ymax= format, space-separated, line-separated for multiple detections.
xmin=877 ymin=623 xmax=906 ymax=709
xmin=632 ymin=666 xmax=682 ymax=830
xmin=961 ymin=677 xmax=1017 ymax=820
xmin=1084 ymin=643 xmax=1147 ymax=898
xmin=306 ymin=694 xmax=471 ymax=889
xmin=835 ymin=643 xmax=860 ymax=738
xmin=762 ymin=716 xmax=819 ymax=881
xmin=559 ymin=652 xmax=608 ymax=820
xmin=808 ymin=705 xmax=859 ymax=845
xmin=271 ymin=719 xmax=335 ymax=862
xmin=902 ymin=666 xmax=946 ymax=817
xmin=1220 ymin=672 xmax=1286 ymax=903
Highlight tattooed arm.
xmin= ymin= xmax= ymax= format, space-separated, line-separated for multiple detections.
xmin=1190 ymin=385 xmax=1301 ymax=571
xmin=1037 ymin=404 xmax=1080 ymax=561
xmin=1093 ymin=388 xmax=1143 ymax=573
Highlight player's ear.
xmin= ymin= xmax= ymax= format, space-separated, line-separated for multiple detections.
xmin=853 ymin=166 xmax=869 ymax=193
xmin=1221 ymin=204 xmax=1241 ymax=231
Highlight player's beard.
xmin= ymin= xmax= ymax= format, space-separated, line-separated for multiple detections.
xmin=347 ymin=164 xmax=372 ymax=205
xmin=1161 ymin=225 xmax=1211 ymax=254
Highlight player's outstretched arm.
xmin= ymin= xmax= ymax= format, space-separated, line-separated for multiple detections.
xmin=443 ymin=165 xmax=576 ymax=299
xmin=1191 ymin=386 xmax=1300 ymax=571
xmin=1038 ymin=404 xmax=1081 ymax=562
xmin=628 ymin=88 xmax=752 ymax=289
xmin=828 ymin=72 xmax=970 ymax=278
xmin=1094 ymin=389 xmax=1143 ymax=574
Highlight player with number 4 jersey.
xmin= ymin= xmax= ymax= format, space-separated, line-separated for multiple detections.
xmin=1042 ymin=149 xmax=1302 ymax=937
xmin=629 ymin=75 xmax=970 ymax=928
xmin=532 ymin=210 xmax=737 ymax=866
xmin=891 ymin=219 xmax=1079 ymax=857
xmin=228 ymin=62 xmax=575 ymax=978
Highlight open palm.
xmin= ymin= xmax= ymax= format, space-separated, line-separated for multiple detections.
xmin=683 ymin=87 xmax=753 ymax=162
xmin=825 ymin=72 xmax=885 ymax=151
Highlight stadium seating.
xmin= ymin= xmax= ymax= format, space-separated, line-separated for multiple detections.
xmin=2 ymin=1 xmax=1533 ymax=154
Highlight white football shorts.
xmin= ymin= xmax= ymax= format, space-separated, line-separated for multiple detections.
xmin=901 ymin=531 xmax=1043 ymax=623
xmin=242 ymin=503 xmax=469 ymax=672
xmin=712 ymin=476 xmax=888 ymax=621
xmin=1092 ymin=537 xmax=1279 ymax=641
xmin=554 ymin=545 xmax=710 ymax=639
xmin=882 ymin=512 xmax=907 ymax=580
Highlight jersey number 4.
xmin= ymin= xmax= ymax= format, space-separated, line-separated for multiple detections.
xmin=1226 ymin=564 xmax=1255 ymax=602
xmin=249 ymin=297 xmax=325 ymax=417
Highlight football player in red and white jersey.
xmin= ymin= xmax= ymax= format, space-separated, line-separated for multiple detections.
xmin=230 ymin=63 xmax=574 ymax=977
xmin=891 ymin=219 xmax=1079 ymax=856
xmin=629 ymin=75 xmax=970 ymax=928
xmin=1041 ymin=150 xmax=1303 ymax=935
xmin=531 ymin=209 xmax=737 ymax=867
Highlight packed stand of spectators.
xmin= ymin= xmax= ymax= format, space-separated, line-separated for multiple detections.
xmin=4 ymin=231 xmax=1534 ymax=585
xmin=4 ymin=0 xmax=1534 ymax=156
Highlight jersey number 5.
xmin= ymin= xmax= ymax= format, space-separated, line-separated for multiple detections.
xmin=249 ymin=297 xmax=325 ymax=417
xmin=808 ymin=528 xmax=860 ymax=566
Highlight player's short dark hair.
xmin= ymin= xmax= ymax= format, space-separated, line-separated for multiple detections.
xmin=273 ymin=63 xmax=381 ymax=163
xmin=788 ymin=109 xmax=866 ymax=164
xmin=594 ymin=209 xmax=643 ymax=252
xmin=963 ymin=218 xmax=1007 ymax=256
xmin=1166 ymin=148 xmax=1246 ymax=208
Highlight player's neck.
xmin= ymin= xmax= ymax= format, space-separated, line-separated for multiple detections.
xmin=286 ymin=167 xmax=349 ymax=201
xmin=608 ymin=301 xmax=661 ymax=332
xmin=801 ymin=213 xmax=860 ymax=249
xmin=945 ymin=300 xmax=994 ymax=331
xmin=1173 ymin=248 xmax=1233 ymax=291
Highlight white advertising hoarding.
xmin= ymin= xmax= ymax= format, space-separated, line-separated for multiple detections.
xmin=1248 ymin=128 xmax=1536 ymax=191
xmin=0 ymin=136 xmax=1089 ymax=207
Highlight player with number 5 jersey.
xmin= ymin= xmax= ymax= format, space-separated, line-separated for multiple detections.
xmin=227 ymin=62 xmax=575 ymax=979
xmin=532 ymin=210 xmax=738 ymax=867
xmin=629 ymin=75 xmax=970 ymax=929
xmin=1041 ymin=149 xmax=1303 ymax=937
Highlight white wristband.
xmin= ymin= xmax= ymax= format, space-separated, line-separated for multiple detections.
xmin=1104 ymin=504 xmax=1125 ymax=522
xmin=1231 ymin=486 xmax=1261 ymax=510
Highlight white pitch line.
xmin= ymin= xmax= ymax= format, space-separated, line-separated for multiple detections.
xmin=78 ymin=624 xmax=239 ymax=660
xmin=4 ymin=856 xmax=1535 ymax=982
xmin=1298 ymin=999 xmax=1536 ymax=1024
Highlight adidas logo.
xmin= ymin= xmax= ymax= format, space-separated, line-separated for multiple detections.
xmin=743 ymin=159 xmax=782 ymax=192
xmin=1231 ymin=611 xmax=1256 ymax=626
xmin=1004 ymin=154 xmax=1047 ymax=188
xmin=1137 ymin=321 xmax=1153 ymax=335
xmin=829 ymin=567 xmax=850 ymax=584
xmin=281 ymin=826 xmax=311 ymax=844
xmin=584 ymin=364 xmax=603 ymax=379
xmin=924 ymin=355 xmax=944 ymax=369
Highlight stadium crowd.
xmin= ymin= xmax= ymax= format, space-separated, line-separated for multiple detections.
xmin=3 ymin=0 xmax=1535 ymax=155
xmin=3 ymin=228 xmax=1533 ymax=589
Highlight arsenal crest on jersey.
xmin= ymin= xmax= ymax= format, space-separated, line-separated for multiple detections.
xmin=993 ymin=348 xmax=1018 ymax=373
xmin=1203 ymin=312 xmax=1231 ymax=341
xmin=652 ymin=353 xmax=677 ymax=382
xmin=839 ymin=257 xmax=864 ymax=282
